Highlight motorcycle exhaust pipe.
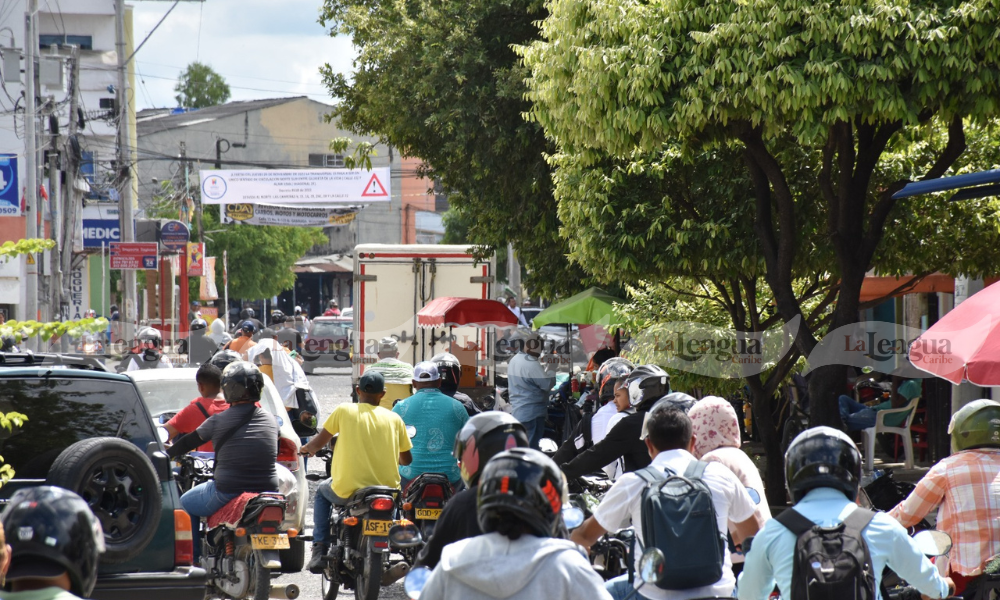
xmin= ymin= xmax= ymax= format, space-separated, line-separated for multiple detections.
xmin=381 ymin=562 xmax=410 ymax=586
xmin=270 ymin=583 xmax=299 ymax=599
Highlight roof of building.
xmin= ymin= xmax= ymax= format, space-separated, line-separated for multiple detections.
xmin=137 ymin=97 xmax=315 ymax=135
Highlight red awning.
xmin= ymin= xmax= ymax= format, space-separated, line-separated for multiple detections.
xmin=417 ymin=297 xmax=518 ymax=328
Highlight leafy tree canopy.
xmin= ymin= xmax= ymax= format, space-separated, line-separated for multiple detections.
xmin=174 ymin=62 xmax=231 ymax=109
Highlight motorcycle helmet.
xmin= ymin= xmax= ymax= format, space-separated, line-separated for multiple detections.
xmin=209 ymin=349 xmax=242 ymax=371
xmin=948 ymin=399 xmax=1000 ymax=453
xmin=137 ymin=326 xmax=162 ymax=348
xmin=785 ymin=426 xmax=862 ymax=503
xmin=431 ymin=352 xmax=463 ymax=395
xmin=294 ymin=306 xmax=302 ymax=315
xmin=2 ymin=486 xmax=105 ymax=597
xmin=221 ymin=361 xmax=265 ymax=404
xmin=625 ymin=364 xmax=670 ymax=409
xmin=454 ymin=412 xmax=529 ymax=487
xmin=596 ymin=357 xmax=635 ymax=403
xmin=639 ymin=392 xmax=699 ymax=439
xmin=478 ymin=447 xmax=568 ymax=538
xmin=270 ymin=310 xmax=286 ymax=325
xmin=190 ymin=318 xmax=208 ymax=332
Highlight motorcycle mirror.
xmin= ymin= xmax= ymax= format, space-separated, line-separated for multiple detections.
xmin=746 ymin=488 xmax=761 ymax=504
xmin=563 ymin=506 xmax=585 ymax=530
xmin=912 ymin=530 xmax=953 ymax=557
xmin=538 ymin=438 xmax=558 ymax=454
xmin=388 ymin=523 xmax=423 ymax=549
xmin=156 ymin=426 xmax=169 ymax=444
xmin=406 ymin=425 xmax=417 ymax=439
xmin=403 ymin=566 xmax=432 ymax=599
xmin=638 ymin=547 xmax=666 ymax=586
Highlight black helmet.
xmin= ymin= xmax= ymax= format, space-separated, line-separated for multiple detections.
xmin=454 ymin=412 xmax=529 ymax=487
xmin=209 ymin=349 xmax=242 ymax=371
xmin=240 ymin=308 xmax=251 ymax=320
xmin=431 ymin=352 xmax=463 ymax=395
xmin=270 ymin=310 xmax=286 ymax=325
xmin=785 ymin=426 xmax=862 ymax=503
xmin=2 ymin=486 xmax=105 ymax=597
xmin=596 ymin=357 xmax=635 ymax=403
xmin=626 ymin=364 xmax=670 ymax=409
xmin=478 ymin=448 xmax=568 ymax=538
xmin=137 ymin=326 xmax=162 ymax=348
xmin=190 ymin=318 xmax=208 ymax=332
xmin=221 ymin=361 xmax=265 ymax=404
xmin=639 ymin=392 xmax=699 ymax=440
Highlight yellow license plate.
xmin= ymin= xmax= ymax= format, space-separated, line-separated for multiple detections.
xmin=250 ymin=534 xmax=290 ymax=550
xmin=415 ymin=508 xmax=442 ymax=520
xmin=363 ymin=519 xmax=393 ymax=536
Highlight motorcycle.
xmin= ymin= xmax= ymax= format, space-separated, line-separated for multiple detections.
xmin=399 ymin=473 xmax=454 ymax=564
xmin=567 ymin=473 xmax=632 ymax=581
xmin=175 ymin=455 xmax=296 ymax=600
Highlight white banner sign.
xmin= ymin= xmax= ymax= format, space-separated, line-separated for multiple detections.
xmin=199 ymin=168 xmax=391 ymax=205
xmin=69 ymin=262 xmax=90 ymax=320
xmin=221 ymin=203 xmax=359 ymax=227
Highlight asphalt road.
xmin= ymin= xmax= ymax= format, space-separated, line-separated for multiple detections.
xmin=272 ymin=364 xmax=411 ymax=600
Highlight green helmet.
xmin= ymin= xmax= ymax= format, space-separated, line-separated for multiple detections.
xmin=948 ymin=399 xmax=1000 ymax=453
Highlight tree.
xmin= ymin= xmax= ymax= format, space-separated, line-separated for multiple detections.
xmin=174 ymin=62 xmax=231 ymax=109
xmin=523 ymin=0 xmax=1000 ymax=426
xmin=318 ymin=0 xmax=587 ymax=298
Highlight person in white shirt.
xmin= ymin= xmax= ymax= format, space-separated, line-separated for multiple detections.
xmin=505 ymin=297 xmax=529 ymax=327
xmin=571 ymin=403 xmax=759 ymax=600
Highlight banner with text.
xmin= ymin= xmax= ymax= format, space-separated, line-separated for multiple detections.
xmin=200 ymin=168 xmax=391 ymax=205
xmin=221 ymin=203 xmax=359 ymax=227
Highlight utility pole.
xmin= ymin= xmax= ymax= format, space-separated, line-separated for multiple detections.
xmin=61 ymin=49 xmax=80 ymax=320
xmin=115 ymin=0 xmax=136 ymax=343
xmin=23 ymin=0 xmax=38 ymax=341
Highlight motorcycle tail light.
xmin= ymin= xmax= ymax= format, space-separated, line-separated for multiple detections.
xmin=277 ymin=437 xmax=300 ymax=471
xmin=426 ymin=502 xmax=440 ymax=508
xmin=235 ymin=528 xmax=247 ymax=537
xmin=174 ymin=510 xmax=194 ymax=566
xmin=402 ymin=502 xmax=413 ymax=511
xmin=422 ymin=484 xmax=444 ymax=499
xmin=257 ymin=506 xmax=284 ymax=524
xmin=344 ymin=517 xmax=359 ymax=526
xmin=374 ymin=540 xmax=388 ymax=549
xmin=287 ymin=529 xmax=298 ymax=538
xmin=370 ymin=497 xmax=394 ymax=512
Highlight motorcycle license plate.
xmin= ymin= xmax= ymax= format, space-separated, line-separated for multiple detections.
xmin=250 ymin=534 xmax=290 ymax=550
xmin=363 ymin=519 xmax=392 ymax=536
xmin=415 ymin=508 xmax=442 ymax=520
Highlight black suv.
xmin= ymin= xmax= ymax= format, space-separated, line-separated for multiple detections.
xmin=0 ymin=360 xmax=207 ymax=600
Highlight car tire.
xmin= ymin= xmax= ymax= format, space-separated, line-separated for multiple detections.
xmin=279 ymin=537 xmax=305 ymax=573
xmin=46 ymin=437 xmax=163 ymax=565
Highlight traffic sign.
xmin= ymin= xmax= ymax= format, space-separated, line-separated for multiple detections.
xmin=110 ymin=242 xmax=159 ymax=270
xmin=160 ymin=220 xmax=190 ymax=252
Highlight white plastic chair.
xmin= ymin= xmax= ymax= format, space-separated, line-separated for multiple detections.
xmin=862 ymin=396 xmax=921 ymax=471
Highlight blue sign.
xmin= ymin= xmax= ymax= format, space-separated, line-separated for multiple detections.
xmin=160 ymin=220 xmax=190 ymax=252
xmin=82 ymin=205 xmax=122 ymax=248
xmin=0 ymin=154 xmax=19 ymax=216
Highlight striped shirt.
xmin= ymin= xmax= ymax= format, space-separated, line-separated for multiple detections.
xmin=889 ymin=448 xmax=1000 ymax=574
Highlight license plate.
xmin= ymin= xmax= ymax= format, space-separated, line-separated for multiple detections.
xmin=415 ymin=508 xmax=442 ymax=520
xmin=250 ymin=534 xmax=290 ymax=550
xmin=363 ymin=519 xmax=392 ymax=536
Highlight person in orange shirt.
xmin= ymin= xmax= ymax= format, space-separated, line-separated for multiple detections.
xmin=224 ymin=321 xmax=257 ymax=359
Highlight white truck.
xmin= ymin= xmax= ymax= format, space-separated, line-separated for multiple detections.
xmin=351 ymin=244 xmax=498 ymax=395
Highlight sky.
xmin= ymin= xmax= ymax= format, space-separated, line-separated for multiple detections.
xmin=131 ymin=0 xmax=353 ymax=110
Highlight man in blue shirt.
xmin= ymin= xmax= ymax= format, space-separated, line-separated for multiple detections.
xmin=738 ymin=426 xmax=954 ymax=600
xmin=392 ymin=362 xmax=470 ymax=489
xmin=506 ymin=331 xmax=556 ymax=449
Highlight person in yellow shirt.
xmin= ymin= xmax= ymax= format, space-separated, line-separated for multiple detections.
xmin=299 ymin=371 xmax=413 ymax=574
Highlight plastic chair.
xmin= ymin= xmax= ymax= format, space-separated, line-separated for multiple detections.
xmin=863 ymin=396 xmax=921 ymax=471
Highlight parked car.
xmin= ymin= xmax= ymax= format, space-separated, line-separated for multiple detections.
xmin=127 ymin=367 xmax=308 ymax=572
xmin=0 ymin=362 xmax=207 ymax=600
xmin=302 ymin=316 xmax=351 ymax=373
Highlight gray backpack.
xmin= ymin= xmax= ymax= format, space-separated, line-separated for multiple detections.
xmin=635 ymin=461 xmax=725 ymax=590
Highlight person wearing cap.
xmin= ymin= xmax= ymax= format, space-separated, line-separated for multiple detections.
xmin=299 ymin=371 xmax=414 ymax=574
xmin=506 ymin=330 xmax=556 ymax=449
xmin=366 ymin=337 xmax=414 ymax=410
xmin=223 ymin=321 xmax=258 ymax=360
xmin=392 ymin=362 xmax=470 ymax=490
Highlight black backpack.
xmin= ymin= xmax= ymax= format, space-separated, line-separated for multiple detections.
xmin=635 ymin=461 xmax=725 ymax=590
xmin=775 ymin=507 xmax=877 ymax=600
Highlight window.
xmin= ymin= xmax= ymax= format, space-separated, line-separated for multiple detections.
xmin=308 ymin=153 xmax=346 ymax=168
xmin=39 ymin=34 xmax=93 ymax=50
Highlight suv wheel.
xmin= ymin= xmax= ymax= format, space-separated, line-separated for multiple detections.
xmin=46 ymin=437 xmax=162 ymax=564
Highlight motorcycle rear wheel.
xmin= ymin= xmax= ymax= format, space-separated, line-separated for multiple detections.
xmin=321 ymin=568 xmax=340 ymax=600
xmin=354 ymin=538 xmax=383 ymax=600
xmin=240 ymin=546 xmax=272 ymax=600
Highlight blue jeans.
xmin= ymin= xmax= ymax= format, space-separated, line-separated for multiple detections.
xmin=522 ymin=416 xmax=547 ymax=450
xmin=180 ymin=481 xmax=239 ymax=562
xmin=839 ymin=395 xmax=877 ymax=431
xmin=606 ymin=575 xmax=653 ymax=600
xmin=313 ymin=478 xmax=347 ymax=545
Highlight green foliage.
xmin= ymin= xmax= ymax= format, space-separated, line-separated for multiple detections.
xmin=318 ymin=0 xmax=587 ymax=298
xmin=174 ymin=62 xmax=231 ymax=109
xmin=0 ymin=410 xmax=26 ymax=487
xmin=0 ymin=238 xmax=56 ymax=258
xmin=0 ymin=318 xmax=109 ymax=342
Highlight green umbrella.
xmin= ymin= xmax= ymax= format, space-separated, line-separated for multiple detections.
xmin=531 ymin=287 xmax=626 ymax=328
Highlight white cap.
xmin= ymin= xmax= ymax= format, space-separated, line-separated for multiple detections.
xmin=413 ymin=362 xmax=440 ymax=382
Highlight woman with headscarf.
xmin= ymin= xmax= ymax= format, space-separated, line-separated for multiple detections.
xmin=689 ymin=396 xmax=771 ymax=574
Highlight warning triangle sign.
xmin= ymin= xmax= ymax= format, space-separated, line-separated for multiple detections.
xmin=26 ymin=254 xmax=35 ymax=265
xmin=361 ymin=173 xmax=388 ymax=197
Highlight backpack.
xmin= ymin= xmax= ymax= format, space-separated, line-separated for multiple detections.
xmin=775 ymin=507 xmax=877 ymax=600
xmin=635 ymin=461 xmax=725 ymax=590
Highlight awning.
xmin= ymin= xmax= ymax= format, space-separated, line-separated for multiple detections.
xmin=293 ymin=254 xmax=352 ymax=274
xmin=860 ymin=274 xmax=1000 ymax=302
xmin=893 ymin=168 xmax=1000 ymax=200
xmin=417 ymin=297 xmax=518 ymax=328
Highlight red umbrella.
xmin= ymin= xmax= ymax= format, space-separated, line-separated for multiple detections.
xmin=909 ymin=280 xmax=1000 ymax=384
xmin=417 ymin=297 xmax=519 ymax=328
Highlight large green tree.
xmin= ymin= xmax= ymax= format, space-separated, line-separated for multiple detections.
xmin=174 ymin=62 xmax=231 ymax=109
xmin=524 ymin=0 xmax=1000 ymax=425
xmin=318 ymin=0 xmax=586 ymax=297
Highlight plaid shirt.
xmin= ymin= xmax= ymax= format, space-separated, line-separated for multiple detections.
xmin=889 ymin=448 xmax=1000 ymax=574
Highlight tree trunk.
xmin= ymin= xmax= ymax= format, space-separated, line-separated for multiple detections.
xmin=746 ymin=375 xmax=787 ymax=507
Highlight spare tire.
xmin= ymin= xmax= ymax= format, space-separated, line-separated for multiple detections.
xmin=46 ymin=437 xmax=162 ymax=565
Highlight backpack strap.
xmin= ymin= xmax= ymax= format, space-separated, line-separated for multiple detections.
xmin=775 ymin=507 xmax=818 ymax=536
xmin=842 ymin=507 xmax=876 ymax=535
xmin=683 ymin=460 xmax=708 ymax=481
xmin=194 ymin=401 xmax=211 ymax=420
xmin=635 ymin=465 xmax=667 ymax=485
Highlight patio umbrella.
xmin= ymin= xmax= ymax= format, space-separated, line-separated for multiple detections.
xmin=908 ymin=279 xmax=1000 ymax=384
xmin=531 ymin=287 xmax=626 ymax=328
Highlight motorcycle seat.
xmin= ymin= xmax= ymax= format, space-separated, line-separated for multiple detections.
xmin=207 ymin=492 xmax=285 ymax=529
xmin=346 ymin=486 xmax=398 ymax=507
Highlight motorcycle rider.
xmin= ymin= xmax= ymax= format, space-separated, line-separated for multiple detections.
xmin=739 ymin=426 xmax=955 ymax=600
xmin=185 ymin=317 xmax=218 ymax=366
xmin=507 ymin=330 xmax=556 ymax=449
xmin=271 ymin=310 xmax=303 ymax=354
xmin=118 ymin=326 xmax=172 ymax=371
xmin=393 ymin=362 xmax=470 ymax=490
xmin=366 ymin=337 xmax=414 ymax=409
xmin=1 ymin=486 xmax=105 ymax=600
xmin=223 ymin=321 xmax=258 ymax=359
xmin=298 ymin=371 xmax=413 ymax=574
xmin=163 ymin=363 xmax=228 ymax=450
xmin=420 ymin=447 xmax=612 ymax=600
xmin=432 ymin=352 xmax=478 ymax=416
xmin=889 ymin=399 xmax=1000 ymax=598
xmin=323 ymin=299 xmax=341 ymax=316
xmin=414 ymin=412 xmax=530 ymax=569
